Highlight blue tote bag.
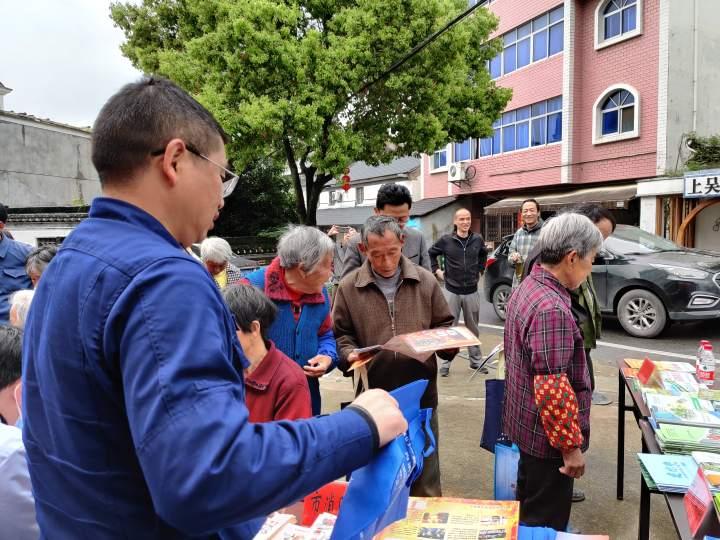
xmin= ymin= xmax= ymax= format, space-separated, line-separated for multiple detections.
xmin=331 ymin=379 xmax=435 ymax=540
xmin=494 ymin=439 xmax=520 ymax=501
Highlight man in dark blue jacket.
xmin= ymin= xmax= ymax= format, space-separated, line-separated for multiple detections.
xmin=428 ymin=208 xmax=487 ymax=376
xmin=0 ymin=203 xmax=32 ymax=324
xmin=22 ymin=77 xmax=406 ymax=539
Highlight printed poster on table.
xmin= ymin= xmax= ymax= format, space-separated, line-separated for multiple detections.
xmin=376 ymin=497 xmax=518 ymax=540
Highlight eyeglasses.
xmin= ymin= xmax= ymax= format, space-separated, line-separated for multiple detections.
xmin=151 ymin=143 xmax=239 ymax=198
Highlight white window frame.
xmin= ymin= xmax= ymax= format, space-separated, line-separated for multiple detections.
xmin=355 ymin=186 xmax=364 ymax=205
xmin=592 ymin=84 xmax=640 ymax=145
xmin=430 ymin=145 xmax=450 ymax=172
xmin=594 ymin=0 xmax=643 ymax=50
xmin=488 ymin=5 xmax=565 ymax=80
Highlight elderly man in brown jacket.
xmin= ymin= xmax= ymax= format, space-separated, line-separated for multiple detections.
xmin=332 ymin=215 xmax=456 ymax=497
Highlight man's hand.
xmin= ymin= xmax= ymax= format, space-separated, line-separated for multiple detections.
xmin=435 ymin=269 xmax=444 ymax=281
xmin=328 ymin=225 xmax=340 ymax=236
xmin=303 ymin=355 xmax=333 ymax=378
xmin=351 ymin=389 xmax=408 ymax=447
xmin=559 ymin=448 xmax=585 ymax=479
xmin=509 ymin=252 xmax=522 ymax=264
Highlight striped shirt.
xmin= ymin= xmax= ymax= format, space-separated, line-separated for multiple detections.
xmin=502 ymin=264 xmax=591 ymax=459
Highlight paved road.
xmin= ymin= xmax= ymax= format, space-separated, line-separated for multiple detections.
xmin=475 ymin=276 xmax=718 ymax=366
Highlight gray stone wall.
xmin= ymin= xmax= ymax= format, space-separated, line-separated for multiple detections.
xmin=0 ymin=115 xmax=100 ymax=207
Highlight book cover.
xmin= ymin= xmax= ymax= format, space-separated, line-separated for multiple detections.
xmin=645 ymin=393 xmax=720 ymax=429
xmin=376 ymin=498 xmax=519 ymax=540
xmin=685 ymin=468 xmax=720 ymax=538
xmin=625 ymin=358 xmax=695 ymax=373
xmin=636 ymin=453 xmax=697 ymax=493
xmin=693 ymin=452 xmax=720 ymax=492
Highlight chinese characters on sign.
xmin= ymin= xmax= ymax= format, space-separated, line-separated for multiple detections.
xmin=684 ymin=171 xmax=720 ymax=199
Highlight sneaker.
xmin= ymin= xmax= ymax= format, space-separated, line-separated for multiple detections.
xmin=440 ymin=367 xmax=450 ymax=377
xmin=592 ymin=392 xmax=613 ymax=406
xmin=572 ymin=488 xmax=585 ymax=503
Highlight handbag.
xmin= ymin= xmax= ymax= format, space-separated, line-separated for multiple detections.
xmin=480 ymin=378 xmax=505 ymax=453
xmin=330 ymin=379 xmax=435 ymax=540
xmin=494 ymin=438 xmax=520 ymax=501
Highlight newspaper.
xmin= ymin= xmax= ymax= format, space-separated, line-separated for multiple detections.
xmin=255 ymin=512 xmax=336 ymax=540
xmin=351 ymin=326 xmax=481 ymax=368
xmin=376 ymin=497 xmax=518 ymax=540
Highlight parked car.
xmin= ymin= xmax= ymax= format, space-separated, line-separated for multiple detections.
xmin=483 ymin=225 xmax=720 ymax=338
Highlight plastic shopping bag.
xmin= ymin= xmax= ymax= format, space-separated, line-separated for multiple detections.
xmin=330 ymin=379 xmax=434 ymax=540
xmin=494 ymin=439 xmax=520 ymax=501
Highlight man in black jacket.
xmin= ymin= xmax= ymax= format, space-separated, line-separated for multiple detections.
xmin=429 ymin=208 xmax=488 ymax=376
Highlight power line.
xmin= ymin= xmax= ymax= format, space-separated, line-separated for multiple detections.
xmin=356 ymin=1 xmax=490 ymax=95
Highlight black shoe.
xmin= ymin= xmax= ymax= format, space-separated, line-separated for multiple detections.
xmin=572 ymin=488 xmax=585 ymax=503
xmin=440 ymin=367 xmax=449 ymax=377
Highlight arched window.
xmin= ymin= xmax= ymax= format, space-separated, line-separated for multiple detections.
xmin=595 ymin=0 xmax=642 ymax=49
xmin=593 ymin=86 xmax=639 ymax=144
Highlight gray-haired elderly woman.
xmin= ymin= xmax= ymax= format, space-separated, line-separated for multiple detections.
xmin=502 ymin=213 xmax=603 ymax=531
xmin=243 ymin=225 xmax=337 ymax=415
xmin=25 ymin=245 xmax=58 ymax=288
xmin=200 ymin=236 xmax=243 ymax=289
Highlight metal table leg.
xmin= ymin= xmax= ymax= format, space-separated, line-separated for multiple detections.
xmin=617 ymin=368 xmax=626 ymax=500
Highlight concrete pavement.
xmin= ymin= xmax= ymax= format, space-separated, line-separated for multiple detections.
xmin=320 ymin=329 xmax=682 ymax=540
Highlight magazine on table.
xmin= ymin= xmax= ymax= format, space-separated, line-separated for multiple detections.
xmin=375 ymin=497 xmax=518 ymax=540
xmin=636 ymin=453 xmax=697 ymax=493
xmin=350 ymin=326 xmax=481 ymax=368
xmin=644 ymin=392 xmax=720 ymax=429
xmin=693 ymin=452 xmax=720 ymax=492
xmin=625 ymin=358 xmax=695 ymax=373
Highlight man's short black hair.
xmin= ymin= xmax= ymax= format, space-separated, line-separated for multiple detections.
xmin=222 ymin=285 xmax=278 ymax=342
xmin=520 ymin=198 xmax=540 ymax=212
xmin=0 ymin=202 xmax=7 ymax=224
xmin=91 ymin=76 xmax=228 ymax=185
xmin=573 ymin=203 xmax=617 ymax=232
xmin=0 ymin=325 xmax=22 ymax=391
xmin=376 ymin=183 xmax=413 ymax=210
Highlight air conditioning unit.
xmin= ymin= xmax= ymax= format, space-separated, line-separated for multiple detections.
xmin=448 ymin=162 xmax=465 ymax=183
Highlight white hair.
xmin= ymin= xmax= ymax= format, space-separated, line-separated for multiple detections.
xmin=9 ymin=289 xmax=35 ymax=329
xmin=200 ymin=237 xmax=233 ymax=264
xmin=277 ymin=225 xmax=334 ymax=272
xmin=538 ymin=213 xmax=603 ymax=265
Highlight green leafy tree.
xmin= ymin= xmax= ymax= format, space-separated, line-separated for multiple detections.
xmin=111 ymin=0 xmax=511 ymax=225
xmin=212 ymin=158 xmax=296 ymax=237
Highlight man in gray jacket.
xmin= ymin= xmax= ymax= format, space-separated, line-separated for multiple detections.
xmin=342 ymin=184 xmax=430 ymax=278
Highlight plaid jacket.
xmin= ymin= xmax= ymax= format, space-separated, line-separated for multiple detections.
xmin=502 ymin=265 xmax=591 ymax=459
xmin=508 ymin=219 xmax=543 ymax=287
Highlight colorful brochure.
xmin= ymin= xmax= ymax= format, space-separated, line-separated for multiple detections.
xmin=644 ymin=392 xmax=720 ymax=429
xmin=692 ymin=452 xmax=720 ymax=492
xmin=637 ymin=453 xmax=697 ymax=493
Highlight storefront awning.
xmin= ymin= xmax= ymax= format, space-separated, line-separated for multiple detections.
xmin=483 ymin=184 xmax=637 ymax=216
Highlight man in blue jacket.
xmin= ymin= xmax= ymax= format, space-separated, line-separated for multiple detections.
xmin=0 ymin=203 xmax=32 ymax=324
xmin=22 ymin=77 xmax=406 ymax=539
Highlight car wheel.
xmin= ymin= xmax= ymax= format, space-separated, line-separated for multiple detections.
xmin=617 ymin=289 xmax=668 ymax=338
xmin=492 ymin=284 xmax=512 ymax=321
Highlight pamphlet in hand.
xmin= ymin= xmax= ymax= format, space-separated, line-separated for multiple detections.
xmin=350 ymin=326 xmax=480 ymax=369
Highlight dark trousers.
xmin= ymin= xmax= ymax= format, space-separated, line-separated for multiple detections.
xmin=517 ymin=451 xmax=574 ymax=531
xmin=585 ymin=348 xmax=595 ymax=392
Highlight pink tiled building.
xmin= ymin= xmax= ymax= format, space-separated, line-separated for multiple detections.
xmin=422 ymin=0 xmax=720 ymax=249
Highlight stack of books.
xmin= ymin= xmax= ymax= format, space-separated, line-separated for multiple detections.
xmin=693 ymin=452 xmax=720 ymax=492
xmin=656 ymin=424 xmax=720 ymax=454
xmin=637 ymin=453 xmax=697 ymax=493
xmin=645 ymin=392 xmax=720 ymax=429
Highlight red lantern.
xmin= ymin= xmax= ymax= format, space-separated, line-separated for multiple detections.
xmin=341 ymin=174 xmax=351 ymax=192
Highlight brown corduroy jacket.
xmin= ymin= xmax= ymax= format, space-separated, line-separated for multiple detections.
xmin=332 ymin=256 xmax=455 ymax=409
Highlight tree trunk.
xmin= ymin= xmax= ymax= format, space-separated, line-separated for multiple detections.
xmin=282 ymin=136 xmax=307 ymax=224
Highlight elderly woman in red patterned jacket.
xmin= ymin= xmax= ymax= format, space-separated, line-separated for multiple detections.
xmin=502 ymin=213 xmax=603 ymax=531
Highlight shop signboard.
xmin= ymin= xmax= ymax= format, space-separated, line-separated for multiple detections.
xmin=684 ymin=169 xmax=720 ymax=199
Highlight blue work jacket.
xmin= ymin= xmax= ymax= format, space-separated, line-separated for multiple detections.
xmin=0 ymin=233 xmax=32 ymax=323
xmin=22 ymin=197 xmax=375 ymax=539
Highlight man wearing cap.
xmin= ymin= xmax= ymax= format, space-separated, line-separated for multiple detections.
xmin=0 ymin=203 xmax=32 ymax=324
